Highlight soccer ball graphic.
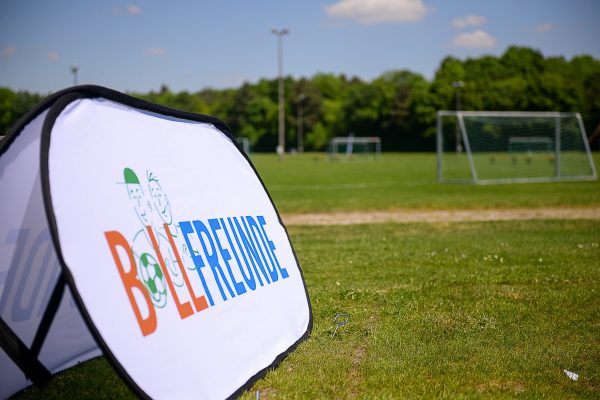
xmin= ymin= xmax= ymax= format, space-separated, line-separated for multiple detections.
xmin=139 ymin=252 xmax=167 ymax=308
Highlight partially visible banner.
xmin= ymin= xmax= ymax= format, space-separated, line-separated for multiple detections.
xmin=0 ymin=87 xmax=312 ymax=399
xmin=0 ymin=107 xmax=100 ymax=400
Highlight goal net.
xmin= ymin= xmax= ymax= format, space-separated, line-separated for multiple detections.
xmin=328 ymin=136 xmax=381 ymax=159
xmin=437 ymin=111 xmax=597 ymax=184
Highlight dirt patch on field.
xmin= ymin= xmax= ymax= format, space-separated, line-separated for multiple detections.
xmin=282 ymin=207 xmax=600 ymax=226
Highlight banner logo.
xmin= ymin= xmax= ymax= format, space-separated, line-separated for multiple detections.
xmin=105 ymin=168 xmax=290 ymax=336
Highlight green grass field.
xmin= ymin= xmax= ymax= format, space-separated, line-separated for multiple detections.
xmin=14 ymin=153 xmax=600 ymax=399
xmin=243 ymin=220 xmax=599 ymax=399
xmin=252 ymin=153 xmax=600 ymax=213
xmin=441 ymin=151 xmax=596 ymax=183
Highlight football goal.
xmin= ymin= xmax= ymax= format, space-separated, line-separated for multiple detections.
xmin=436 ymin=111 xmax=597 ymax=184
xmin=328 ymin=136 xmax=381 ymax=159
xmin=236 ymin=137 xmax=251 ymax=154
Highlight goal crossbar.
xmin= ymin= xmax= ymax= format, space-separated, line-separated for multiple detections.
xmin=329 ymin=136 xmax=381 ymax=157
xmin=437 ymin=111 xmax=576 ymax=118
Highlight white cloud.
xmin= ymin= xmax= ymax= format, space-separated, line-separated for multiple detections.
xmin=452 ymin=30 xmax=496 ymax=49
xmin=1 ymin=46 xmax=16 ymax=58
xmin=325 ymin=0 xmax=428 ymax=25
xmin=109 ymin=4 xmax=142 ymax=16
xmin=535 ymin=23 xmax=556 ymax=32
xmin=145 ymin=47 xmax=165 ymax=57
xmin=127 ymin=4 xmax=142 ymax=15
xmin=47 ymin=51 xmax=60 ymax=61
xmin=451 ymin=14 xmax=486 ymax=29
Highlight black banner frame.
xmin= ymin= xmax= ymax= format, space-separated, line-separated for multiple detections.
xmin=0 ymin=85 xmax=313 ymax=399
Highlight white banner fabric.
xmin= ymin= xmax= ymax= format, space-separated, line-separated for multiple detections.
xmin=0 ymin=109 xmax=100 ymax=399
xmin=44 ymin=96 xmax=311 ymax=399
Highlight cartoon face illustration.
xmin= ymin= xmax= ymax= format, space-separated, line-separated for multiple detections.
xmin=124 ymin=168 xmax=153 ymax=226
xmin=147 ymin=172 xmax=172 ymax=225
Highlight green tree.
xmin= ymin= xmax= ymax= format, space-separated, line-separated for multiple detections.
xmin=0 ymin=88 xmax=44 ymax=135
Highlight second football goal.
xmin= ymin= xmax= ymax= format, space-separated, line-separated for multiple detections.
xmin=436 ymin=111 xmax=597 ymax=184
xmin=328 ymin=136 xmax=381 ymax=159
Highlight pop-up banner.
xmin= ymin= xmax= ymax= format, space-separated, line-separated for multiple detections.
xmin=0 ymin=86 xmax=312 ymax=399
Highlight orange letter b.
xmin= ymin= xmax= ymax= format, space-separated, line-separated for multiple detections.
xmin=105 ymin=231 xmax=157 ymax=336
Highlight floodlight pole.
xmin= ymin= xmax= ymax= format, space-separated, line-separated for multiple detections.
xmin=296 ymin=93 xmax=305 ymax=153
xmin=452 ymin=81 xmax=464 ymax=153
xmin=272 ymin=28 xmax=289 ymax=160
xmin=70 ymin=65 xmax=79 ymax=86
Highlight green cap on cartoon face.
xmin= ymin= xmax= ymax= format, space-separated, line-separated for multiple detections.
xmin=124 ymin=168 xmax=140 ymax=184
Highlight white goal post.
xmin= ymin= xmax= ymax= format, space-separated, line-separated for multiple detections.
xmin=436 ymin=111 xmax=597 ymax=184
xmin=236 ymin=137 xmax=251 ymax=154
xmin=328 ymin=136 xmax=381 ymax=158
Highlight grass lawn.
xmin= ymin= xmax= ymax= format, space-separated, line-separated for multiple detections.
xmin=441 ymin=151 xmax=596 ymax=182
xmin=243 ymin=220 xmax=599 ymax=399
xmin=16 ymin=220 xmax=599 ymax=399
xmin=250 ymin=153 xmax=600 ymax=213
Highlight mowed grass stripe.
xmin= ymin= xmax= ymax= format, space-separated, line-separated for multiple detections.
xmin=251 ymin=153 xmax=600 ymax=213
xmin=282 ymin=207 xmax=600 ymax=225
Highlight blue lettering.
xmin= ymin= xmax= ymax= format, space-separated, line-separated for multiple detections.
xmin=225 ymin=218 xmax=256 ymax=290
xmin=179 ymin=221 xmax=214 ymax=306
xmin=258 ymin=216 xmax=289 ymax=279
xmin=209 ymin=219 xmax=246 ymax=296
xmin=246 ymin=216 xmax=278 ymax=282
xmin=193 ymin=220 xmax=235 ymax=302
xmin=38 ymin=261 xmax=61 ymax=317
xmin=0 ymin=229 xmax=30 ymax=317
xmin=234 ymin=217 xmax=271 ymax=283
xmin=233 ymin=217 xmax=271 ymax=285
xmin=13 ymin=230 xmax=54 ymax=322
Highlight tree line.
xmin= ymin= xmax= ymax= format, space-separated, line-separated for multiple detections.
xmin=2 ymin=46 xmax=599 ymax=151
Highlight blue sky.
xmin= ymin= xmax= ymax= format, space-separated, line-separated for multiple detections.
xmin=1 ymin=0 xmax=599 ymax=94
